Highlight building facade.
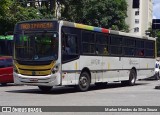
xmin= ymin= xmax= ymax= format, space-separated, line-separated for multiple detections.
xmin=125 ymin=0 xmax=153 ymax=36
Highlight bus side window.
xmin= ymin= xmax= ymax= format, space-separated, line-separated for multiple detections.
xmin=63 ymin=34 xmax=77 ymax=55
xmin=62 ymin=34 xmax=70 ymax=54
xmin=62 ymin=33 xmax=78 ymax=62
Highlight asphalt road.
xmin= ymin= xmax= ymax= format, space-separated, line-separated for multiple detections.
xmin=0 ymin=79 xmax=160 ymax=114
xmin=1 ymin=80 xmax=160 ymax=106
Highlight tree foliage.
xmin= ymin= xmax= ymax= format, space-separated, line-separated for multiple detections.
xmin=0 ymin=0 xmax=42 ymax=35
xmin=0 ymin=0 xmax=54 ymax=35
xmin=60 ymin=0 xmax=129 ymax=31
xmin=0 ymin=0 xmax=129 ymax=35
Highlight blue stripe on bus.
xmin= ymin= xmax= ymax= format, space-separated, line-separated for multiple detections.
xmin=94 ymin=27 xmax=102 ymax=32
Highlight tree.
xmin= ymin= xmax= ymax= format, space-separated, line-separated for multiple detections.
xmin=0 ymin=0 xmax=14 ymax=35
xmin=0 ymin=0 xmax=42 ymax=35
xmin=60 ymin=0 xmax=129 ymax=31
xmin=0 ymin=0 xmax=129 ymax=34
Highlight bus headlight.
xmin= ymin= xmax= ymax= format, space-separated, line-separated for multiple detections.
xmin=51 ymin=63 xmax=60 ymax=74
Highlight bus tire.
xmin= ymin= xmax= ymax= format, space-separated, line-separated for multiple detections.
xmin=128 ymin=69 xmax=136 ymax=86
xmin=77 ymin=72 xmax=90 ymax=92
xmin=38 ymin=86 xmax=53 ymax=92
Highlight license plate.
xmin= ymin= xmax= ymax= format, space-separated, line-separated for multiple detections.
xmin=29 ymin=78 xmax=38 ymax=82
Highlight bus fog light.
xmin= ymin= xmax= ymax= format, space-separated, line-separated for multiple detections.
xmin=51 ymin=64 xmax=60 ymax=74
xmin=51 ymin=65 xmax=59 ymax=74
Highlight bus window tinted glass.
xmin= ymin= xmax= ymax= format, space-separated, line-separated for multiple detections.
xmin=82 ymin=31 xmax=94 ymax=43
xmin=124 ymin=38 xmax=135 ymax=47
xmin=110 ymin=36 xmax=122 ymax=45
xmin=63 ymin=34 xmax=78 ymax=54
xmin=96 ymin=33 xmax=108 ymax=44
xmin=146 ymin=41 xmax=154 ymax=49
xmin=136 ymin=40 xmax=144 ymax=48
xmin=110 ymin=46 xmax=122 ymax=55
xmin=15 ymin=32 xmax=58 ymax=61
xmin=124 ymin=48 xmax=135 ymax=56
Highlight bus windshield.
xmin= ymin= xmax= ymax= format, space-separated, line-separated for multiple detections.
xmin=15 ymin=31 xmax=58 ymax=61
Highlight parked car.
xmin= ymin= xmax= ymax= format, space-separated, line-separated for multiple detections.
xmin=0 ymin=57 xmax=13 ymax=86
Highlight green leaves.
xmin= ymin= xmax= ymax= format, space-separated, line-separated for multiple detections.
xmin=60 ymin=0 xmax=128 ymax=31
xmin=0 ymin=0 xmax=41 ymax=35
xmin=0 ymin=0 xmax=129 ymax=35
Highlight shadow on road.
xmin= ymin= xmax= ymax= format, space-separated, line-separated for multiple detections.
xmin=142 ymin=76 xmax=159 ymax=81
xmin=6 ymin=82 xmax=149 ymax=95
xmin=0 ymin=83 xmax=18 ymax=87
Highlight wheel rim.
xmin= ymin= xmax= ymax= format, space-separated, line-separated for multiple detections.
xmin=79 ymin=76 xmax=88 ymax=88
xmin=130 ymin=72 xmax=135 ymax=84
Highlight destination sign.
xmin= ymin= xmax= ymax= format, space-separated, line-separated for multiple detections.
xmin=19 ymin=22 xmax=56 ymax=30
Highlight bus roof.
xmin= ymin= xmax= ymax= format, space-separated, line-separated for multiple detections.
xmin=15 ymin=20 xmax=155 ymax=41
xmin=61 ymin=20 xmax=155 ymax=41
xmin=62 ymin=21 xmax=109 ymax=34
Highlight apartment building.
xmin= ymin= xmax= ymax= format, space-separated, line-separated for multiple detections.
xmin=125 ymin=0 xmax=153 ymax=36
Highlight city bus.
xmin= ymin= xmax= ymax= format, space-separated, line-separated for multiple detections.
xmin=13 ymin=20 xmax=155 ymax=92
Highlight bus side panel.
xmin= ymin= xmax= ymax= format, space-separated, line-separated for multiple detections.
xmin=79 ymin=56 xmax=102 ymax=84
xmin=119 ymin=57 xmax=140 ymax=81
xmin=61 ymin=60 xmax=79 ymax=85
xmin=138 ymin=58 xmax=155 ymax=79
xmin=103 ymin=57 xmax=121 ymax=82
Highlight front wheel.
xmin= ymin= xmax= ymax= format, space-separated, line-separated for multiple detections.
xmin=77 ymin=72 xmax=90 ymax=92
xmin=38 ymin=86 xmax=53 ymax=92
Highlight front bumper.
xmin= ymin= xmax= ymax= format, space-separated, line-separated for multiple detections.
xmin=13 ymin=72 xmax=61 ymax=86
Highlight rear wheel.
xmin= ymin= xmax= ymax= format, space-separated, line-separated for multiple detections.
xmin=121 ymin=69 xmax=136 ymax=86
xmin=128 ymin=69 xmax=136 ymax=86
xmin=38 ymin=86 xmax=53 ymax=92
xmin=77 ymin=72 xmax=90 ymax=92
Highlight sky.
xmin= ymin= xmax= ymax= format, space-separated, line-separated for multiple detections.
xmin=153 ymin=0 xmax=160 ymax=19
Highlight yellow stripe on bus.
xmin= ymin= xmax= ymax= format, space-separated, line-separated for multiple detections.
xmin=147 ymin=63 xmax=148 ymax=68
xmin=108 ymin=62 xmax=110 ymax=69
xmin=75 ymin=62 xmax=78 ymax=70
xmin=15 ymin=61 xmax=56 ymax=70
xmin=19 ymin=69 xmax=51 ymax=76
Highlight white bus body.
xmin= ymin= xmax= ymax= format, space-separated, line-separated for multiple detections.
xmin=13 ymin=20 xmax=155 ymax=91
